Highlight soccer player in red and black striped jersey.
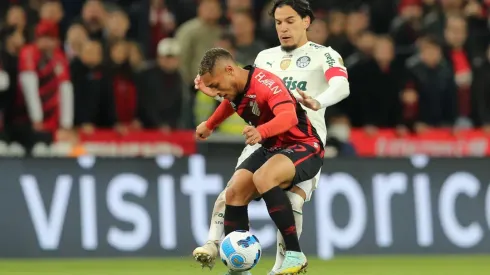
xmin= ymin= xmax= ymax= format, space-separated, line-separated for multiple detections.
xmin=196 ymin=48 xmax=322 ymax=274
xmin=15 ymin=20 xmax=73 ymax=133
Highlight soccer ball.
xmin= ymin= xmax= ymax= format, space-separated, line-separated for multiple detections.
xmin=220 ymin=230 xmax=262 ymax=271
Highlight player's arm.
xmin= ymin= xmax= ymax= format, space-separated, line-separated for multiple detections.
xmin=18 ymin=47 xmax=43 ymax=124
xmin=314 ymin=48 xmax=350 ymax=109
xmin=58 ymin=53 xmax=74 ymax=129
xmin=204 ymin=100 xmax=235 ymax=130
xmin=257 ymin=88 xmax=298 ymax=139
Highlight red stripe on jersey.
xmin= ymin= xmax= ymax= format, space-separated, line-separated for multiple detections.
xmin=293 ymin=152 xmax=315 ymax=166
xmin=324 ymin=67 xmax=348 ymax=82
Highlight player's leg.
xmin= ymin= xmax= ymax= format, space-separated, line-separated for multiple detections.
xmin=256 ymin=144 xmax=322 ymax=275
xmin=193 ymin=187 xmax=227 ymax=268
xmin=270 ymin=190 xmax=305 ymax=273
xmin=193 ymin=145 xmax=260 ymax=269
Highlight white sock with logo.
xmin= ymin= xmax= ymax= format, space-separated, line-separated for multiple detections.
xmin=206 ymin=188 xmax=227 ymax=243
xmin=272 ymin=191 xmax=305 ymax=271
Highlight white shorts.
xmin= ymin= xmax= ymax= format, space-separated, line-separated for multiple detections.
xmin=235 ymin=144 xmax=320 ymax=201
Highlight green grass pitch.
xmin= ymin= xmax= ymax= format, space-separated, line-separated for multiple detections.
xmin=0 ymin=256 xmax=488 ymax=274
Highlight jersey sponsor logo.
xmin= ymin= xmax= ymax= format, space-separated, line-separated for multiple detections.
xmin=249 ymin=101 xmax=260 ymax=116
xmin=245 ymin=94 xmax=256 ymax=99
xmin=266 ymin=61 xmax=274 ymax=67
xmin=296 ymin=56 xmax=311 ymax=68
xmin=255 ymin=71 xmax=283 ymax=95
xmin=283 ymin=77 xmax=307 ymax=91
xmin=280 ymin=59 xmax=291 ymax=70
xmin=309 ymin=43 xmax=324 ymax=49
xmin=324 ymin=53 xmax=336 ymax=68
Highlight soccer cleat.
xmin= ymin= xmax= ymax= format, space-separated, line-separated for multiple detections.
xmin=273 ymin=251 xmax=308 ymax=275
xmin=193 ymin=241 xmax=219 ymax=269
xmin=224 ymin=271 xmax=252 ymax=275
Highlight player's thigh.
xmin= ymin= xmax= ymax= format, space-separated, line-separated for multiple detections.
xmin=252 ymin=153 xmax=297 ymax=192
xmin=226 ymin=169 xmax=258 ymax=206
xmin=235 ymin=144 xmax=262 ymax=169
xmin=279 ymin=143 xmax=323 ymax=190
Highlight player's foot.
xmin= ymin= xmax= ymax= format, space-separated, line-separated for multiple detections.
xmin=224 ymin=271 xmax=252 ymax=275
xmin=193 ymin=241 xmax=219 ymax=269
xmin=273 ymin=251 xmax=308 ymax=274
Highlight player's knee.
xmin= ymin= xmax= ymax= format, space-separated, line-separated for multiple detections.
xmin=287 ymin=191 xmax=304 ymax=213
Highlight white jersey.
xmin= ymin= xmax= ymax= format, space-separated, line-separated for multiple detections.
xmin=254 ymin=42 xmax=346 ymax=145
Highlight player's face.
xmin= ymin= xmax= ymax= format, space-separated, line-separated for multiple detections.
xmin=274 ymin=6 xmax=310 ymax=52
xmin=201 ymin=66 xmax=238 ymax=101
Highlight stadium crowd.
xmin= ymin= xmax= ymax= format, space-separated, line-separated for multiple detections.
xmin=0 ymin=0 xmax=490 ymax=152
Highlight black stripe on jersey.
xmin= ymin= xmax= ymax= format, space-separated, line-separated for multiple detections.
xmin=40 ymin=88 xmax=57 ymax=102
xmin=232 ymin=66 xmax=255 ymax=109
xmin=295 ymin=103 xmax=323 ymax=148
xmin=38 ymin=73 xmax=56 ymax=88
xmin=271 ymin=100 xmax=293 ymax=112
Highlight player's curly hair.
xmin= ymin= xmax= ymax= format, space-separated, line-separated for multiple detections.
xmin=269 ymin=0 xmax=315 ymax=23
xmin=198 ymin=48 xmax=234 ymax=76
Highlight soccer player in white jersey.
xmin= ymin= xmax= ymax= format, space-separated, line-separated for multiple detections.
xmin=193 ymin=0 xmax=350 ymax=274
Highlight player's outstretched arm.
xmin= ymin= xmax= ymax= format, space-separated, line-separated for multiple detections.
xmin=196 ymin=100 xmax=235 ymax=140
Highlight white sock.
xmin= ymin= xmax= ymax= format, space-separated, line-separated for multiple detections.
xmin=272 ymin=191 xmax=304 ymax=271
xmin=206 ymin=188 xmax=227 ymax=243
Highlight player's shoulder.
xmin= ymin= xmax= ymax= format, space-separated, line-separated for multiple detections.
xmin=20 ymin=44 xmax=38 ymax=55
xmin=256 ymin=46 xmax=282 ymax=58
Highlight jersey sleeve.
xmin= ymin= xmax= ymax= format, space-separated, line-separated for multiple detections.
xmin=18 ymin=46 xmax=37 ymax=72
xmin=264 ymin=82 xmax=295 ymax=112
xmin=57 ymin=51 xmax=71 ymax=82
xmin=322 ymin=48 xmax=348 ymax=82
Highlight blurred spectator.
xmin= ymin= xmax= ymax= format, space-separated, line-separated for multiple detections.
xmin=39 ymin=1 xmax=64 ymax=24
xmin=0 ymin=27 xmax=25 ymax=127
xmin=71 ymin=40 xmax=114 ymax=132
xmin=175 ymin=0 xmax=222 ymax=126
xmin=324 ymin=113 xmax=357 ymax=157
xmin=404 ymin=36 xmax=458 ymax=133
xmin=4 ymin=5 xmax=29 ymax=42
xmin=230 ymin=12 xmax=266 ymax=66
xmin=149 ymin=0 xmax=176 ymax=58
xmin=444 ymin=15 xmax=474 ymax=128
xmin=176 ymin=0 xmax=222 ymax=85
xmin=10 ymin=20 xmax=73 ymax=152
xmin=108 ymin=40 xmax=140 ymax=133
xmin=258 ymin=0 xmax=278 ymax=47
xmin=105 ymin=10 xmax=130 ymax=46
xmin=140 ymin=38 xmax=184 ymax=131
xmin=342 ymin=10 xmax=370 ymax=57
xmin=344 ymin=30 xmax=376 ymax=68
xmin=326 ymin=11 xmax=349 ymax=57
xmin=472 ymin=44 xmax=490 ymax=133
xmin=307 ymin=18 xmax=329 ymax=46
xmin=225 ymin=0 xmax=253 ymax=24
xmin=390 ymin=0 xmax=424 ymax=58
xmin=358 ymin=36 xmax=407 ymax=135
xmin=78 ymin=0 xmax=106 ymax=41
xmin=64 ymin=24 xmax=89 ymax=60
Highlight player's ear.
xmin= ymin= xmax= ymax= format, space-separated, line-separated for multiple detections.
xmin=302 ymin=16 xmax=311 ymax=30
xmin=225 ymin=65 xmax=234 ymax=75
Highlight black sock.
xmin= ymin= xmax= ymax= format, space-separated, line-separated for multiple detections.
xmin=262 ymin=186 xmax=301 ymax=252
xmin=224 ymin=205 xmax=249 ymax=236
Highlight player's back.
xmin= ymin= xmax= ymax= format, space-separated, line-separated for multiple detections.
xmin=232 ymin=66 xmax=322 ymax=149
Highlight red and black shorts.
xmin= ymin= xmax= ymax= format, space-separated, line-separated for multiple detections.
xmin=236 ymin=142 xmax=324 ymax=190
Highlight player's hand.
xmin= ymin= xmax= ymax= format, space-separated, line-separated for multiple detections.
xmin=33 ymin=122 xmax=44 ymax=131
xmin=194 ymin=74 xmax=217 ymax=97
xmin=196 ymin=121 xmax=213 ymax=140
xmin=81 ymin=123 xmax=95 ymax=134
xmin=243 ymin=126 xmax=262 ymax=145
xmin=295 ymin=88 xmax=321 ymax=111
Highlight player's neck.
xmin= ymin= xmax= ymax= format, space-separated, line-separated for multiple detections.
xmin=235 ymin=67 xmax=251 ymax=93
xmin=296 ymin=38 xmax=309 ymax=49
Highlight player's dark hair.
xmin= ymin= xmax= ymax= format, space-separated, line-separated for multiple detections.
xmin=269 ymin=0 xmax=315 ymax=23
xmin=198 ymin=48 xmax=235 ymax=76
xmin=418 ymin=35 xmax=442 ymax=49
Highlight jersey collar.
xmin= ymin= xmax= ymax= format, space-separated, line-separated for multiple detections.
xmin=231 ymin=65 xmax=254 ymax=109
